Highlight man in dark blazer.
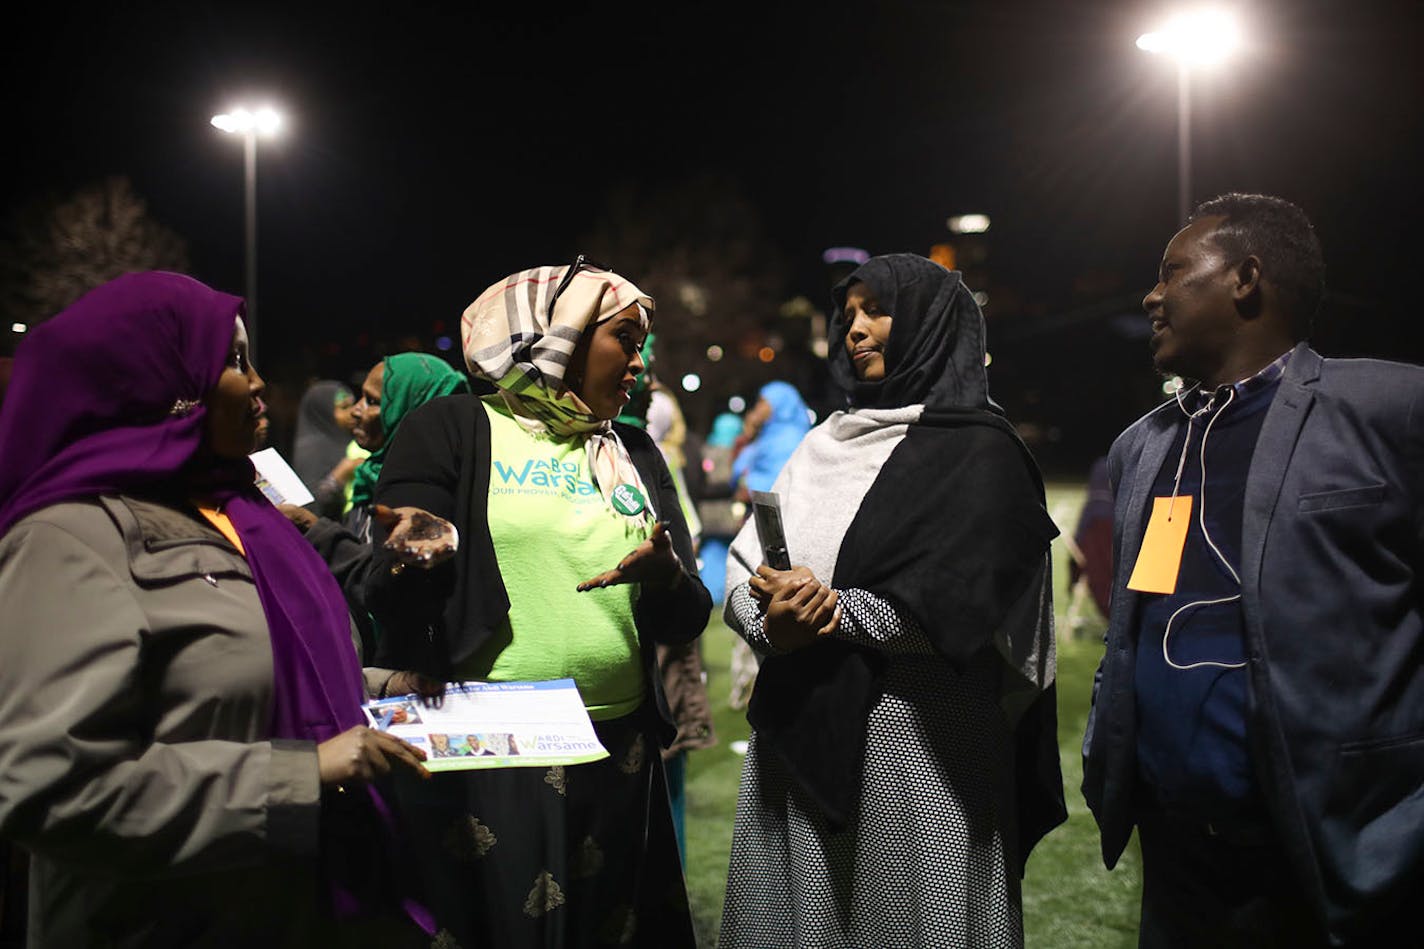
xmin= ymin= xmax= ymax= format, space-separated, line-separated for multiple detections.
xmin=1083 ymin=193 xmax=1424 ymax=947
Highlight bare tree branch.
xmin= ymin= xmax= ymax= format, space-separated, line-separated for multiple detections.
xmin=0 ymin=176 xmax=190 ymax=333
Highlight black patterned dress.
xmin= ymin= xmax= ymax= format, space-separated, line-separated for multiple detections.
xmin=394 ymin=711 xmax=693 ymax=949
xmin=718 ymin=586 xmax=1030 ymax=948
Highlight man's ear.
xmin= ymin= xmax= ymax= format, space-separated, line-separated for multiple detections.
xmin=1232 ymin=255 xmax=1262 ymax=304
xmin=1232 ymin=254 xmax=1264 ymax=319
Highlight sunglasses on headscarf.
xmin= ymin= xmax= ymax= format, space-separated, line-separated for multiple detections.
xmin=547 ymin=254 xmax=613 ymax=322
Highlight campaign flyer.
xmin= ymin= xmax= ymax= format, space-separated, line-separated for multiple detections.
xmin=363 ymin=678 xmax=609 ymax=772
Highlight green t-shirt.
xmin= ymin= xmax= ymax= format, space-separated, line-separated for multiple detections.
xmin=453 ymin=398 xmax=650 ymax=720
xmin=341 ymin=440 xmax=371 ymax=515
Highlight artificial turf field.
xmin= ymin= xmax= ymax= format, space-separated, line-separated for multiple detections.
xmin=680 ymin=482 xmax=1143 ymax=947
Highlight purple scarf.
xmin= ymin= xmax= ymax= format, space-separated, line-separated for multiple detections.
xmin=0 ymin=272 xmax=430 ymax=929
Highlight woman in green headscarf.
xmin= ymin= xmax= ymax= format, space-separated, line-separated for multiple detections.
xmin=282 ymin=352 xmax=468 ymax=659
xmin=348 ymin=353 xmax=470 ymax=515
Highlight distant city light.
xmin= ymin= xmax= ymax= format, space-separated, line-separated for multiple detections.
xmin=678 ymin=281 xmax=709 ymax=316
xmin=807 ymin=408 xmax=818 ymax=425
xmin=706 ymin=344 xmax=724 ymax=362
xmin=973 ymin=290 xmax=989 ymax=307
xmin=728 ymin=395 xmax=747 ymax=413
xmin=757 ymin=347 xmax=776 ymax=363
xmin=435 ymin=335 xmax=453 ymax=351
xmin=947 ymin=214 xmax=991 ymax=234
xmin=984 ymin=352 xmax=993 ymax=367
xmin=821 ymin=247 xmax=871 ymax=265
xmin=1137 ymin=9 xmax=1242 ymax=66
xmin=10 ymin=322 xmax=25 ymax=334
xmin=681 ymin=373 xmax=702 ymax=393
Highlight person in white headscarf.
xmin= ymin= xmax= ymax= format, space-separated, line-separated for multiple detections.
xmin=719 ymin=254 xmax=1064 ymax=948
xmin=365 ymin=260 xmax=709 ymax=948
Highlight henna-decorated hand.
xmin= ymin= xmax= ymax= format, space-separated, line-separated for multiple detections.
xmin=576 ymin=521 xmax=683 ymax=592
xmin=377 ymin=504 xmax=457 ymax=573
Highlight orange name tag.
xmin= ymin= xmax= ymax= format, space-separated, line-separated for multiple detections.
xmin=196 ymin=505 xmax=247 ymax=557
xmin=1126 ymin=496 xmax=1192 ymax=594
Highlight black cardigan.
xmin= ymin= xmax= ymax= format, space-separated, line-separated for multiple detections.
xmin=364 ymin=394 xmax=711 ymax=744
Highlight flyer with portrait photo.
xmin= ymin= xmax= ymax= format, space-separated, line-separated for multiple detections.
xmin=363 ymin=678 xmax=609 ymax=772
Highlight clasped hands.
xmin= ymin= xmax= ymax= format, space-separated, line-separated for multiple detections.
xmin=750 ymin=565 xmax=841 ymax=653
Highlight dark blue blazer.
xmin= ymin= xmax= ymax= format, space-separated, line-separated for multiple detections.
xmin=1082 ymin=344 xmax=1424 ymax=944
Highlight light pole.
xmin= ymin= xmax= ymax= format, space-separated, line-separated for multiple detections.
xmin=211 ymin=106 xmax=282 ymax=363
xmin=1137 ymin=9 xmax=1242 ymax=223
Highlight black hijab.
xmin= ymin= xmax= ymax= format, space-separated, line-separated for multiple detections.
xmin=828 ymin=253 xmax=992 ymax=412
xmin=821 ymin=254 xmax=1053 ymax=660
xmin=748 ymin=254 xmax=1065 ymax=861
xmin=292 ymin=380 xmax=353 ymax=491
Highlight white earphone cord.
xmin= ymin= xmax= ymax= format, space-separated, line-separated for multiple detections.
xmin=1163 ymin=386 xmax=1246 ymax=671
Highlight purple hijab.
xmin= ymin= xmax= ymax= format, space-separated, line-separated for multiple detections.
xmin=0 ymin=271 xmax=363 ymax=739
xmin=0 ymin=272 xmax=428 ymax=926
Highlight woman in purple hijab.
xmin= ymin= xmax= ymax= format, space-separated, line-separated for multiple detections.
xmin=0 ymin=272 xmax=433 ymax=947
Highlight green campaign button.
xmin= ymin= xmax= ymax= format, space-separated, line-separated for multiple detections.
xmin=611 ymin=484 xmax=646 ymax=516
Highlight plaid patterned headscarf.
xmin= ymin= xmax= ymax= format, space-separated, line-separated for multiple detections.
xmin=462 ymin=265 xmax=656 ymax=526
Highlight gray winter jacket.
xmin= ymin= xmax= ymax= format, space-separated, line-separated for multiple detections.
xmin=0 ymin=495 xmax=331 ymax=948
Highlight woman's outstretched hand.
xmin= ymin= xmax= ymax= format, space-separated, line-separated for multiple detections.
xmin=754 ymin=565 xmax=841 ymax=653
xmin=577 ymin=521 xmax=683 ymax=592
xmin=376 ymin=504 xmax=457 ymax=573
xmin=317 ymin=725 xmax=431 ymax=787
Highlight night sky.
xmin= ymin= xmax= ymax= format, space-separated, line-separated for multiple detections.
xmin=5 ymin=0 xmax=1422 ymax=469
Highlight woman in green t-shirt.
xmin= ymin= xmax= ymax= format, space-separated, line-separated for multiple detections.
xmin=368 ymin=260 xmax=710 ymax=948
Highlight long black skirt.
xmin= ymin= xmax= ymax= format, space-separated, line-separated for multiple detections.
xmin=392 ymin=712 xmax=695 ymax=949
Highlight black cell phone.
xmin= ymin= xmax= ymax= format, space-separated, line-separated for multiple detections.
xmin=751 ymin=491 xmax=791 ymax=570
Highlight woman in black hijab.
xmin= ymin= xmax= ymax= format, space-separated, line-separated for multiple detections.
xmin=292 ymin=380 xmax=358 ymax=517
xmin=720 ymin=254 xmax=1065 ymax=947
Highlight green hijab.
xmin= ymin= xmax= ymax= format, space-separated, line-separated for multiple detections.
xmin=349 ymin=352 xmax=469 ymax=508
